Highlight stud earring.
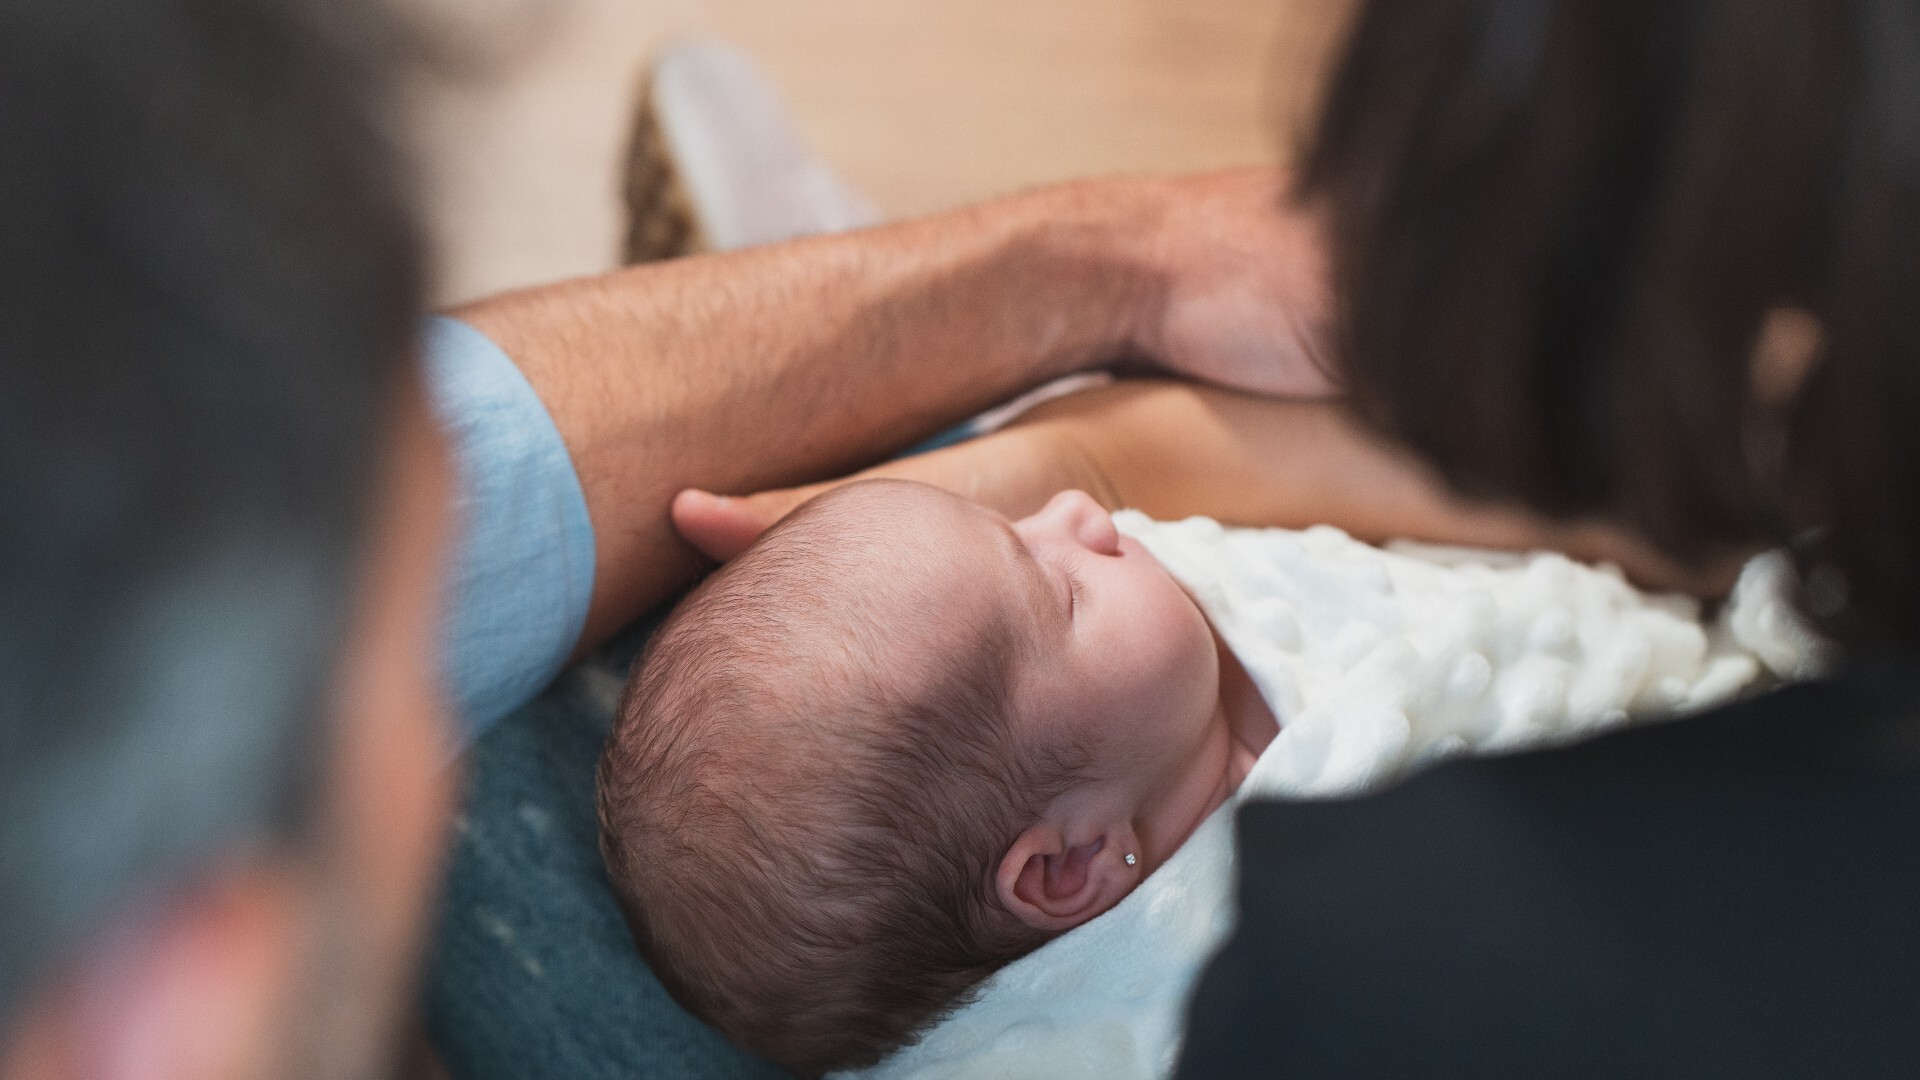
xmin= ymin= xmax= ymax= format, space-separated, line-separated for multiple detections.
xmin=1123 ymin=852 xmax=1137 ymax=867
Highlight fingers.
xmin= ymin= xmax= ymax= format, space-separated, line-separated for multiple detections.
xmin=670 ymin=489 xmax=779 ymax=562
xmin=671 ymin=483 xmax=829 ymax=561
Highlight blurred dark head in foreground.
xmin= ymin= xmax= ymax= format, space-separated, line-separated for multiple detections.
xmin=1306 ymin=0 xmax=1920 ymax=648
xmin=0 ymin=1 xmax=452 ymax=1077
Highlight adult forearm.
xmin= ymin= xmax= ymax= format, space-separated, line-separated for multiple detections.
xmin=1044 ymin=384 xmax=1470 ymax=536
xmin=1049 ymin=384 xmax=1718 ymax=591
xmin=676 ymin=380 xmax=1725 ymax=596
xmin=455 ymin=181 xmax=1161 ymax=646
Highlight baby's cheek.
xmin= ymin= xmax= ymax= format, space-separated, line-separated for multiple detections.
xmin=1156 ymin=587 xmax=1218 ymax=693
xmin=1084 ymin=565 xmax=1214 ymax=724
xmin=1122 ymin=615 xmax=1214 ymax=731
xmin=1088 ymin=651 xmax=1187 ymax=738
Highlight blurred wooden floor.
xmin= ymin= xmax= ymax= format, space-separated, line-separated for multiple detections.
xmin=407 ymin=0 xmax=1355 ymax=306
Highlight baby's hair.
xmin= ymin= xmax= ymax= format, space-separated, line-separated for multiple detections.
xmin=597 ymin=485 xmax=1088 ymax=1076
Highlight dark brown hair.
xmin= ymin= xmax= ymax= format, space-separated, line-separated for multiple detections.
xmin=597 ymin=487 xmax=1087 ymax=1076
xmin=1303 ymin=0 xmax=1920 ymax=646
xmin=0 ymin=0 xmax=422 ymax=1019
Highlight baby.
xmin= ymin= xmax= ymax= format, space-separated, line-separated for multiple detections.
xmin=599 ymin=479 xmax=1278 ymax=1075
xmin=596 ymin=384 xmax=1747 ymax=1077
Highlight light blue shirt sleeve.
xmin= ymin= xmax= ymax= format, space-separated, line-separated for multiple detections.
xmin=420 ymin=316 xmax=597 ymax=748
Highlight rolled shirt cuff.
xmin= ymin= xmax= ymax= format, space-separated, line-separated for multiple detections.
xmin=420 ymin=316 xmax=596 ymax=748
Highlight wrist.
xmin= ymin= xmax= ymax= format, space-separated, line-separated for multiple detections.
xmin=983 ymin=177 xmax=1173 ymax=380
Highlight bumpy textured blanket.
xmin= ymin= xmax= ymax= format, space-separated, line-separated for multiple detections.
xmin=844 ymin=513 xmax=1820 ymax=1080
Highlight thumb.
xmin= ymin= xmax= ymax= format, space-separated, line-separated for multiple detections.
xmin=671 ymin=487 xmax=807 ymax=562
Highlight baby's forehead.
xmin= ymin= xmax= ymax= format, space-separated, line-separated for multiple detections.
xmin=790 ymin=482 xmax=1006 ymax=577
xmin=756 ymin=484 xmax=1035 ymax=655
xmin=805 ymin=479 xmax=978 ymax=530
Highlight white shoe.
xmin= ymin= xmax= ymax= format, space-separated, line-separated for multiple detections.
xmin=623 ymin=39 xmax=881 ymax=259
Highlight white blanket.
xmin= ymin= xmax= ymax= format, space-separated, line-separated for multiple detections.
xmin=842 ymin=513 xmax=1820 ymax=1080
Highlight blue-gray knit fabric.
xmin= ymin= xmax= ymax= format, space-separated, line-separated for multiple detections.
xmin=423 ymin=613 xmax=791 ymax=1080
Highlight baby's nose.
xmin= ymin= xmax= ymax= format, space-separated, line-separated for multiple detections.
xmin=1043 ymin=489 xmax=1121 ymax=556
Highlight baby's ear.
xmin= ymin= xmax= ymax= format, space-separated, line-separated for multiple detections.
xmin=996 ymin=823 xmax=1141 ymax=933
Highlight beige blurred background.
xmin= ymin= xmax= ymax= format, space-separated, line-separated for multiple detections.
xmin=407 ymin=0 xmax=1356 ymax=307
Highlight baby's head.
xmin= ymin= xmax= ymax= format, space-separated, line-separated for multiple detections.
xmin=598 ymin=481 xmax=1243 ymax=1074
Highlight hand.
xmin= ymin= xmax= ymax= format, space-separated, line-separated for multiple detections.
xmin=672 ymin=418 xmax=1114 ymax=562
xmin=1125 ymin=169 xmax=1338 ymax=398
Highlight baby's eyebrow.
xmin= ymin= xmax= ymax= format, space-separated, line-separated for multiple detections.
xmin=1001 ymin=520 xmax=1035 ymax=566
xmin=998 ymin=520 xmax=1069 ymax=627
